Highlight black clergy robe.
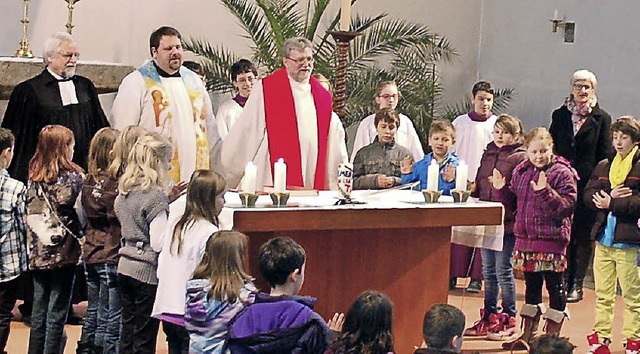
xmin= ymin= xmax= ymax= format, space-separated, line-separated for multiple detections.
xmin=1 ymin=69 xmax=110 ymax=182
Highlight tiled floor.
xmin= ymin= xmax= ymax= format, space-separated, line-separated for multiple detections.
xmin=5 ymin=278 xmax=628 ymax=353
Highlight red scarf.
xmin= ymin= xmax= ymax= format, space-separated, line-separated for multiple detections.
xmin=263 ymin=68 xmax=332 ymax=190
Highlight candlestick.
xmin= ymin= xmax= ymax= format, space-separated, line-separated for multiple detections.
xmin=455 ymin=162 xmax=468 ymax=191
xmin=273 ymin=158 xmax=287 ymax=192
xmin=242 ymin=162 xmax=257 ymax=194
xmin=329 ymin=31 xmax=361 ymax=124
xmin=15 ymin=0 xmax=34 ymax=58
xmin=65 ymin=0 xmax=81 ymax=34
xmin=426 ymin=159 xmax=439 ymax=191
xmin=339 ymin=0 xmax=351 ymax=31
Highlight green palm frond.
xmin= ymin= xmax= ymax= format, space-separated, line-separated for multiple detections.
xmin=349 ymin=15 xmax=453 ymax=71
xmin=256 ymin=0 xmax=305 ymax=50
xmin=183 ymin=38 xmax=239 ymax=93
xmin=305 ymin=0 xmax=331 ymax=39
xmin=221 ymin=0 xmax=279 ymax=70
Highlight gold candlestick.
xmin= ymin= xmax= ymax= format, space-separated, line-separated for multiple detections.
xmin=65 ymin=0 xmax=81 ymax=34
xmin=15 ymin=0 xmax=34 ymax=58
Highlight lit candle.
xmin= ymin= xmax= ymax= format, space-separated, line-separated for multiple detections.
xmin=455 ymin=161 xmax=468 ymax=191
xmin=339 ymin=0 xmax=351 ymax=31
xmin=273 ymin=158 xmax=287 ymax=193
xmin=242 ymin=162 xmax=257 ymax=194
xmin=427 ymin=159 xmax=439 ymax=191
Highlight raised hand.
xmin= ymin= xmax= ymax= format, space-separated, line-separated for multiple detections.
xmin=400 ymin=156 xmax=413 ymax=174
xmin=327 ymin=312 xmax=345 ymax=332
xmin=489 ymin=168 xmax=505 ymax=189
xmin=168 ymin=181 xmax=189 ymax=203
xmin=442 ymin=163 xmax=456 ymax=183
xmin=530 ymin=171 xmax=547 ymax=191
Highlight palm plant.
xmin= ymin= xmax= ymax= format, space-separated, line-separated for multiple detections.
xmin=184 ymin=0 xmax=513 ymax=150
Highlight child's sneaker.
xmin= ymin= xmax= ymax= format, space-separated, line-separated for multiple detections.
xmin=587 ymin=332 xmax=611 ymax=354
xmin=486 ymin=315 xmax=518 ymax=341
xmin=464 ymin=309 xmax=491 ymax=336
xmin=626 ymin=338 xmax=640 ymax=354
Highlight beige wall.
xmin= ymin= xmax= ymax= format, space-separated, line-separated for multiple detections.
xmin=0 ymin=0 xmax=480 ymax=117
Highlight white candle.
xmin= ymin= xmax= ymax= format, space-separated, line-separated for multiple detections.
xmin=553 ymin=9 xmax=559 ymax=19
xmin=455 ymin=162 xmax=468 ymax=191
xmin=427 ymin=159 xmax=439 ymax=191
xmin=242 ymin=162 xmax=257 ymax=194
xmin=273 ymin=158 xmax=287 ymax=192
xmin=339 ymin=0 xmax=351 ymax=31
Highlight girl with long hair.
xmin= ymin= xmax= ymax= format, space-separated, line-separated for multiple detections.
xmin=76 ymin=127 xmax=122 ymax=354
xmin=152 ymin=169 xmax=227 ymax=353
xmin=328 ymin=290 xmax=395 ymax=354
xmin=115 ymin=133 xmax=173 ymax=353
xmin=26 ymin=125 xmax=84 ymax=354
xmin=184 ymin=230 xmax=257 ymax=354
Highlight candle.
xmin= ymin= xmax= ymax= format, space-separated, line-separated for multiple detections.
xmin=242 ymin=162 xmax=257 ymax=194
xmin=553 ymin=9 xmax=559 ymax=19
xmin=273 ymin=158 xmax=287 ymax=192
xmin=455 ymin=161 xmax=468 ymax=191
xmin=426 ymin=159 xmax=439 ymax=191
xmin=339 ymin=0 xmax=351 ymax=31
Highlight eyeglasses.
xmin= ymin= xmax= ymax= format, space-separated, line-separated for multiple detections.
xmin=59 ymin=52 xmax=80 ymax=60
xmin=378 ymin=94 xmax=399 ymax=100
xmin=573 ymin=83 xmax=592 ymax=91
xmin=236 ymin=76 xmax=256 ymax=84
xmin=286 ymin=56 xmax=314 ymax=65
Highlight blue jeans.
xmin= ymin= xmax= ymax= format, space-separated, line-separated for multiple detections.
xmin=81 ymin=263 xmax=122 ymax=353
xmin=28 ymin=265 xmax=75 ymax=354
xmin=481 ymin=233 xmax=516 ymax=316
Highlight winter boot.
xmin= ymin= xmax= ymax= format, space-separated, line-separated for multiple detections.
xmin=542 ymin=308 xmax=568 ymax=335
xmin=464 ymin=308 xmax=491 ymax=336
xmin=501 ymin=304 xmax=542 ymax=351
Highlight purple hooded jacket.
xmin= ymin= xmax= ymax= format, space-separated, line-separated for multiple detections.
xmin=227 ymin=292 xmax=332 ymax=354
xmin=501 ymin=156 xmax=578 ymax=255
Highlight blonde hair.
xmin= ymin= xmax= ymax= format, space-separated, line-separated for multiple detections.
xmin=191 ymin=231 xmax=252 ymax=302
xmin=524 ymin=127 xmax=554 ymax=148
xmin=108 ymin=126 xmax=147 ymax=179
xmin=88 ymin=127 xmax=119 ymax=177
xmin=118 ymin=133 xmax=172 ymax=195
xmin=495 ymin=114 xmax=524 ymax=144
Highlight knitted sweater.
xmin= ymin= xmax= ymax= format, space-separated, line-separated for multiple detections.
xmin=115 ymin=186 xmax=168 ymax=284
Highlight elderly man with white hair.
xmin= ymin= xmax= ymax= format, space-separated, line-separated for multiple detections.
xmin=1 ymin=32 xmax=109 ymax=183
xmin=222 ymin=37 xmax=346 ymax=191
xmin=550 ymin=69 xmax=613 ymax=304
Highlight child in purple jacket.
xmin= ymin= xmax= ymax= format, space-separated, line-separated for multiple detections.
xmin=464 ymin=114 xmax=527 ymax=340
xmin=491 ymin=127 xmax=578 ymax=350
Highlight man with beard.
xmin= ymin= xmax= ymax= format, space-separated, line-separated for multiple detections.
xmin=2 ymin=32 xmax=109 ymax=182
xmin=222 ymin=37 xmax=346 ymax=191
xmin=111 ymin=26 xmax=220 ymax=184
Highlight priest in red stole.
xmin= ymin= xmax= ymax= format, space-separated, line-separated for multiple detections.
xmin=221 ymin=37 xmax=347 ymax=190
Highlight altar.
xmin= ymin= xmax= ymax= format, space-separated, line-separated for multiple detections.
xmin=225 ymin=190 xmax=503 ymax=353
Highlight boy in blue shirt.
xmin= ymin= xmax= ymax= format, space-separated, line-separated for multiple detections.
xmin=401 ymin=119 xmax=459 ymax=195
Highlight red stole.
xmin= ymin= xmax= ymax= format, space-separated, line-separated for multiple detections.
xmin=263 ymin=68 xmax=332 ymax=190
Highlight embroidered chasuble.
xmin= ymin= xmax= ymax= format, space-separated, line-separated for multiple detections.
xmin=137 ymin=62 xmax=209 ymax=183
xmin=263 ymin=68 xmax=332 ymax=190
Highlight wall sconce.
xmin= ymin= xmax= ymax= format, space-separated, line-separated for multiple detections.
xmin=549 ymin=9 xmax=565 ymax=33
